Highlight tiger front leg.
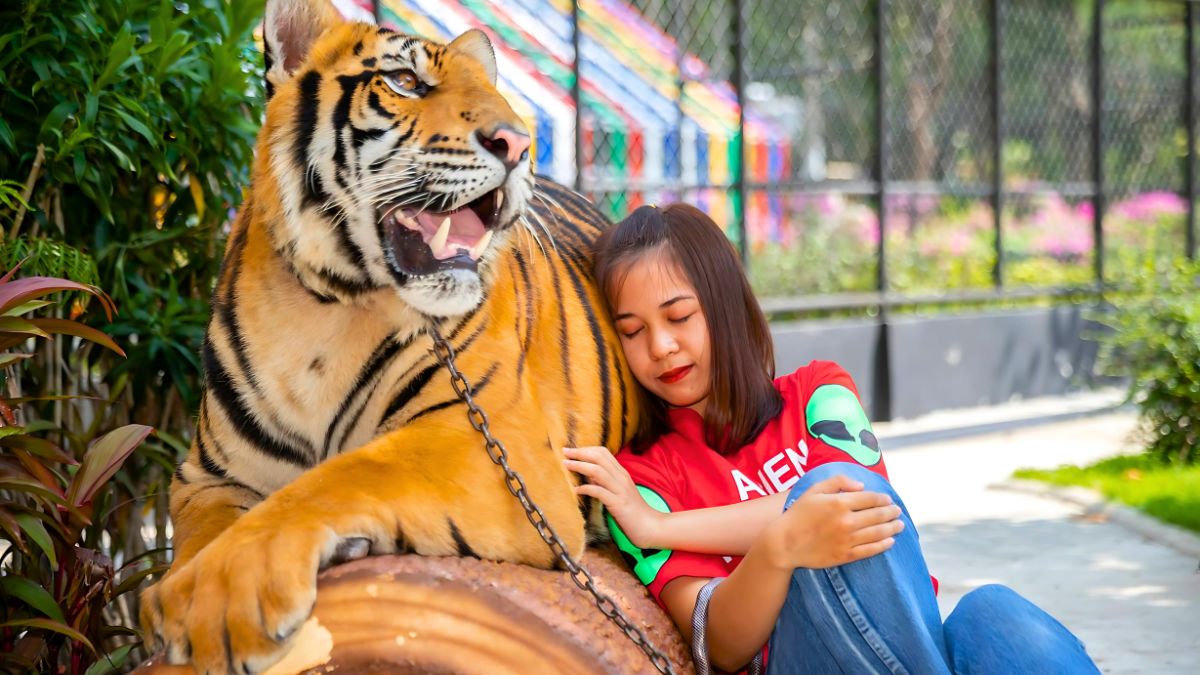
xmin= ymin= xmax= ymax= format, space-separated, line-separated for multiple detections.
xmin=140 ymin=424 xmax=583 ymax=674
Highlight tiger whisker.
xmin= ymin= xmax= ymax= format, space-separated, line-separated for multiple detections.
xmin=518 ymin=217 xmax=548 ymax=259
xmin=528 ymin=193 xmax=560 ymax=254
xmin=378 ymin=194 xmax=434 ymax=223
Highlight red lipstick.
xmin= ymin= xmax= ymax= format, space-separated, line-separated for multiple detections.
xmin=658 ymin=365 xmax=692 ymax=384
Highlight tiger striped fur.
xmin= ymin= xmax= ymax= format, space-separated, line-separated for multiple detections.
xmin=139 ymin=1 xmax=639 ymax=672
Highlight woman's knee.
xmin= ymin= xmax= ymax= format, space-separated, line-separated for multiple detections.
xmin=785 ymin=462 xmax=895 ymax=510
xmin=945 ymin=584 xmax=1096 ymax=674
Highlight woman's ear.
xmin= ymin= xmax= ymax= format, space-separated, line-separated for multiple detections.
xmin=264 ymin=0 xmax=345 ymax=97
xmin=449 ymin=29 xmax=498 ymax=85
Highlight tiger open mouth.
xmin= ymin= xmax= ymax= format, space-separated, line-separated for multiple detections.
xmin=380 ymin=188 xmax=505 ymax=277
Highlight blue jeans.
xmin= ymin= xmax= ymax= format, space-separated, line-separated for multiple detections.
xmin=765 ymin=462 xmax=1099 ymax=674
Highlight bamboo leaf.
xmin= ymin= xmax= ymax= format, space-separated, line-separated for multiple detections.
xmin=0 ymin=317 xmax=50 ymax=340
xmin=94 ymin=27 xmax=137 ymax=92
xmin=0 ymin=619 xmax=95 ymax=653
xmin=3 ymin=299 xmax=55 ymax=317
xmin=3 ymin=395 xmax=101 ymax=406
xmin=0 ymin=117 xmax=14 ymax=153
xmin=0 ymin=352 xmax=35 ymax=367
xmin=1 ymin=435 xmax=78 ymax=465
xmin=0 ymin=261 xmax=24 ymax=285
xmin=98 ymin=138 xmax=135 ymax=172
xmin=68 ymin=425 xmax=153 ymax=507
xmin=10 ymin=448 xmax=68 ymax=498
xmin=39 ymin=101 xmax=77 ymax=141
xmin=112 ymin=561 xmax=168 ymax=597
xmin=14 ymin=514 xmax=56 ymax=570
xmin=28 ymin=318 xmax=126 ymax=357
xmin=0 ymin=577 xmax=67 ymax=623
xmin=0 ymin=276 xmax=108 ymax=317
xmin=0 ymin=509 xmax=27 ymax=553
xmin=84 ymin=644 xmax=134 ymax=675
xmin=0 ymin=476 xmax=69 ymax=507
xmin=188 ymin=172 xmax=205 ymax=221
xmin=112 ymin=107 xmax=157 ymax=147
xmin=0 ymin=425 xmax=26 ymax=439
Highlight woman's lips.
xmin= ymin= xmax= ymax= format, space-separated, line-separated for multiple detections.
xmin=658 ymin=365 xmax=692 ymax=384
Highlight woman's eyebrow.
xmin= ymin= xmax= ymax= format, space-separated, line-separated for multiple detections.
xmin=659 ymin=294 xmax=695 ymax=309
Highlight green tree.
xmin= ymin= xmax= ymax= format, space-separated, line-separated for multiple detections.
xmin=0 ymin=0 xmax=265 ymax=655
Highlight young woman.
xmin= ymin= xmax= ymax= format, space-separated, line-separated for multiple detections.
xmin=565 ymin=203 xmax=1098 ymax=674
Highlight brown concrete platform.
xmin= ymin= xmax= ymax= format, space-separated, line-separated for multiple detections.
xmin=134 ymin=544 xmax=692 ymax=674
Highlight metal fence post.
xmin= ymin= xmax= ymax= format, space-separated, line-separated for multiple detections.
xmin=991 ymin=0 xmax=1004 ymax=288
xmin=873 ymin=0 xmax=892 ymax=422
xmin=732 ymin=0 xmax=750 ymax=267
xmin=1091 ymin=0 xmax=1106 ymax=286
xmin=669 ymin=7 xmax=685 ymax=206
xmin=1187 ymin=0 xmax=1197 ymax=260
xmin=371 ymin=0 xmax=380 ymax=25
xmin=875 ymin=0 xmax=889 ymax=297
xmin=572 ymin=0 xmax=584 ymax=193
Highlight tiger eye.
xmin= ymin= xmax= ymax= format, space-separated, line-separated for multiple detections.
xmin=394 ymin=72 xmax=418 ymax=91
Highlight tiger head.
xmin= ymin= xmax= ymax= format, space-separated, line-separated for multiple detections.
xmin=257 ymin=0 xmax=534 ymax=317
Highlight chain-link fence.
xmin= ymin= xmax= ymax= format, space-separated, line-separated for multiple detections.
xmin=372 ymin=0 xmax=1198 ymax=305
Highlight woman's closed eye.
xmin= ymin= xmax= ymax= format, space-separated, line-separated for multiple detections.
xmin=620 ymin=326 xmax=644 ymax=339
xmin=668 ymin=313 xmax=694 ymax=324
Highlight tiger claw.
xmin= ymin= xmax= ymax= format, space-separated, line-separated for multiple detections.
xmin=327 ymin=536 xmax=371 ymax=567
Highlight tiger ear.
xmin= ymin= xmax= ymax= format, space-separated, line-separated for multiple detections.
xmin=449 ymin=29 xmax=497 ymax=85
xmin=264 ymin=0 xmax=345 ymax=94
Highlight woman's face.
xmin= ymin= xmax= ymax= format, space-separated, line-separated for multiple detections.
xmin=610 ymin=250 xmax=712 ymax=415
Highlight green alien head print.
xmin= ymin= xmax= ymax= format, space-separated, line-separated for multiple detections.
xmin=607 ymin=485 xmax=673 ymax=585
xmin=805 ymin=384 xmax=882 ymax=466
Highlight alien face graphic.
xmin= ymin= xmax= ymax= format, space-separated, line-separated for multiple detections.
xmin=607 ymin=485 xmax=673 ymax=585
xmin=805 ymin=384 xmax=882 ymax=466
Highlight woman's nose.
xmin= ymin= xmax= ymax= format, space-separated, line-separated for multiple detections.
xmin=650 ymin=330 xmax=678 ymax=360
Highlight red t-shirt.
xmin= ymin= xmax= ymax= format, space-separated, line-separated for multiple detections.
xmin=608 ymin=360 xmax=893 ymax=607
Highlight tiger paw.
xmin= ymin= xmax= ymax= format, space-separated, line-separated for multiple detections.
xmin=140 ymin=520 xmax=327 ymax=674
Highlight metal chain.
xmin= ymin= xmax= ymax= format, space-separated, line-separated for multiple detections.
xmin=427 ymin=324 xmax=676 ymax=675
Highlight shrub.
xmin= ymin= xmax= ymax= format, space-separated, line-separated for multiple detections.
xmin=0 ymin=2 xmax=264 ymax=658
xmin=0 ymin=0 xmax=264 ymax=430
xmin=0 ymin=265 xmax=156 ymax=673
xmin=1094 ymin=259 xmax=1200 ymax=465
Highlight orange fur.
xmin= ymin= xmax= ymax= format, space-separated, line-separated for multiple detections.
xmin=140 ymin=1 xmax=638 ymax=672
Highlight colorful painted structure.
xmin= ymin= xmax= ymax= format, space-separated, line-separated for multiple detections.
xmin=341 ymin=0 xmax=792 ymax=244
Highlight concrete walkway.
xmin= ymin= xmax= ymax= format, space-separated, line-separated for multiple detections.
xmin=879 ymin=410 xmax=1199 ymax=674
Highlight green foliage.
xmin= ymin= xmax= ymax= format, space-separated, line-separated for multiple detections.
xmin=0 ymin=1 xmax=265 ymax=665
xmin=0 ymin=179 xmax=30 ymax=214
xmin=1093 ymin=259 xmax=1200 ymax=465
xmin=0 ymin=266 xmax=160 ymax=673
xmin=1015 ymin=452 xmax=1200 ymax=533
xmin=0 ymin=0 xmax=264 ymax=233
xmin=0 ymin=0 xmax=264 ymax=420
xmin=0 ymin=236 xmax=99 ymax=288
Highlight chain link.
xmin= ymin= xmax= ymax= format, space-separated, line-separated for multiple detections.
xmin=427 ymin=324 xmax=677 ymax=675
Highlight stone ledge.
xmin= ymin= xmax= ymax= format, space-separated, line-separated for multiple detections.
xmin=992 ymin=478 xmax=1200 ymax=560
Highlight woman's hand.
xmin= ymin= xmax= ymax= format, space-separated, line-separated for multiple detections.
xmin=563 ymin=446 xmax=665 ymax=548
xmin=762 ymin=475 xmax=904 ymax=570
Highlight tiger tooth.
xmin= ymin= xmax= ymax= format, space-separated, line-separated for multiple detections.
xmin=471 ymin=229 xmax=494 ymax=258
xmin=396 ymin=212 xmax=417 ymax=229
xmin=494 ymin=190 xmax=505 ymax=211
xmin=429 ymin=217 xmax=451 ymax=252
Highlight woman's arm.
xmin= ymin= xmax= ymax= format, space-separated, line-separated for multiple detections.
xmin=659 ymin=476 xmax=904 ymax=672
xmin=565 ymin=446 xmax=795 ymax=554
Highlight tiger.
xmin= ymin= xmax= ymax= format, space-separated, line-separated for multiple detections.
xmin=138 ymin=0 xmax=640 ymax=672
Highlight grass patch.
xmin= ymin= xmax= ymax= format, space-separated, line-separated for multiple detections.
xmin=1014 ymin=454 xmax=1200 ymax=534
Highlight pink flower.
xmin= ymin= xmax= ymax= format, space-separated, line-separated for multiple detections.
xmin=1111 ymin=191 xmax=1186 ymax=222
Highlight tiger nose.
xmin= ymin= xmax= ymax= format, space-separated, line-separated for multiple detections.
xmin=477 ymin=125 xmax=531 ymax=170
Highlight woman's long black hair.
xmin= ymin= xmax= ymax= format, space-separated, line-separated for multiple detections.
xmin=593 ymin=203 xmax=783 ymax=455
